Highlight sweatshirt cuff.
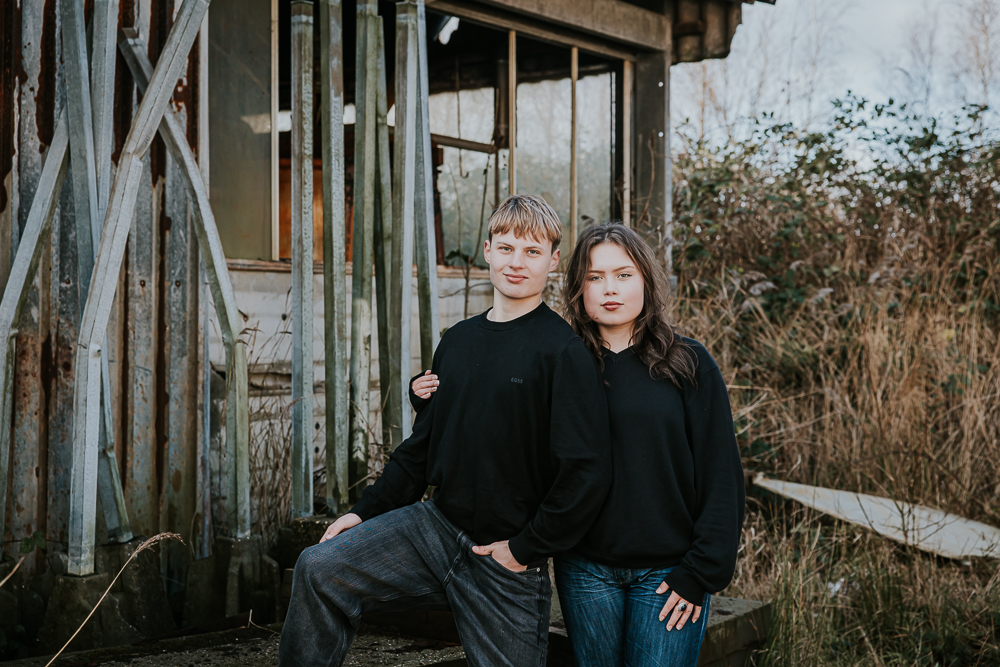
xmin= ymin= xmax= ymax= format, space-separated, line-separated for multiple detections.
xmin=350 ymin=494 xmax=380 ymax=522
xmin=507 ymin=533 xmax=542 ymax=566
xmin=408 ymin=372 xmax=431 ymax=413
xmin=663 ymin=566 xmax=708 ymax=605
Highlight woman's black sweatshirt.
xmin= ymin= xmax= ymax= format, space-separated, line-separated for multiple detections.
xmin=410 ymin=335 xmax=745 ymax=603
xmin=353 ymin=303 xmax=612 ymax=565
xmin=575 ymin=339 xmax=745 ymax=603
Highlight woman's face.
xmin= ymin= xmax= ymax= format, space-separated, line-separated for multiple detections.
xmin=583 ymin=241 xmax=644 ymax=329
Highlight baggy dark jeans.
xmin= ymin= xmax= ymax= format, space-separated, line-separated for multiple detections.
xmin=278 ymin=500 xmax=552 ymax=667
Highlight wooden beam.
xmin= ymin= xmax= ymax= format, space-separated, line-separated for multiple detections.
xmin=425 ymin=0 xmax=639 ymax=61
xmin=90 ymin=0 xmax=133 ymax=547
xmin=290 ymin=0 xmax=315 ymax=518
xmin=452 ymin=0 xmax=669 ymax=51
xmin=68 ymin=0 xmax=211 ymax=576
xmin=318 ymin=0 xmax=349 ymax=514
xmin=0 ymin=114 xmax=69 ymax=557
xmin=349 ymin=0 xmax=378 ymax=500
xmin=622 ymin=59 xmax=632 ymax=227
xmin=508 ymin=30 xmax=516 ymax=196
xmin=570 ymin=46 xmax=578 ymax=246
xmin=413 ymin=0 xmax=440 ymax=371
xmin=118 ymin=27 xmax=252 ymax=539
xmin=390 ymin=2 xmax=418 ymax=448
xmin=373 ymin=16 xmax=396 ymax=450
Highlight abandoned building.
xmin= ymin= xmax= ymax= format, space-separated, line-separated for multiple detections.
xmin=0 ymin=0 xmax=773 ymax=662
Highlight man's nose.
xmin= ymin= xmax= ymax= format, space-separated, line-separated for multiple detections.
xmin=509 ymin=251 xmax=526 ymax=268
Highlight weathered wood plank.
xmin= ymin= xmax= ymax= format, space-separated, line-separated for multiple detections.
xmin=125 ymin=156 xmax=160 ymax=540
xmin=68 ymin=0 xmax=211 ymax=576
xmin=412 ymin=0 xmax=440 ymax=371
xmin=390 ymin=2 xmax=417 ymax=448
xmin=10 ymin=2 xmax=52 ymax=569
xmin=290 ymin=0 xmax=315 ymax=518
xmin=318 ymin=0 xmax=349 ymax=514
xmin=349 ymin=0 xmax=377 ymax=501
xmin=372 ymin=17 xmax=393 ymax=451
xmin=118 ymin=26 xmax=251 ymax=539
xmin=0 ymin=116 xmax=69 ymax=558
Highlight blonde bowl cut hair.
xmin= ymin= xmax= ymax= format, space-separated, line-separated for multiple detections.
xmin=487 ymin=195 xmax=563 ymax=252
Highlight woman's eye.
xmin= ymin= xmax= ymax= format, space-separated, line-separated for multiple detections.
xmin=618 ymin=273 xmax=631 ymax=279
xmin=588 ymin=275 xmax=601 ymax=281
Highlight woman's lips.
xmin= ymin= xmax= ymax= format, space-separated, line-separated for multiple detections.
xmin=602 ymin=302 xmax=623 ymax=311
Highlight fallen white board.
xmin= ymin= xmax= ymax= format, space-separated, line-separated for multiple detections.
xmin=754 ymin=474 xmax=1000 ymax=560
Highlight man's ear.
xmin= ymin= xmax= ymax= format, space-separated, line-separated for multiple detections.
xmin=483 ymin=240 xmax=491 ymax=265
xmin=549 ymin=248 xmax=561 ymax=272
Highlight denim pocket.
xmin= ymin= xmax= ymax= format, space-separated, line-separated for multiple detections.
xmin=480 ymin=552 xmax=540 ymax=580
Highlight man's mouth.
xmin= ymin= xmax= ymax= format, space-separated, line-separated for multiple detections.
xmin=504 ymin=274 xmax=527 ymax=284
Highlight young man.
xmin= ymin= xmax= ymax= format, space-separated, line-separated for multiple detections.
xmin=278 ymin=195 xmax=612 ymax=667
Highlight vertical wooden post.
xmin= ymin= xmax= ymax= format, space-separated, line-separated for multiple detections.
xmin=349 ymin=0 xmax=378 ymax=500
xmin=271 ymin=0 xmax=280 ymax=260
xmin=413 ymin=0 xmax=440 ymax=371
xmin=389 ymin=2 xmax=418 ymax=449
xmin=318 ymin=0 xmax=349 ymax=514
xmin=0 ymin=117 xmax=69 ymax=558
xmin=570 ymin=46 xmax=578 ymax=246
xmin=373 ymin=17 xmax=395 ymax=449
xmin=291 ymin=0 xmax=315 ymax=518
xmin=508 ymin=30 xmax=517 ymax=196
xmin=634 ymin=50 xmax=671 ymax=262
xmin=622 ymin=60 xmax=632 ymax=227
xmin=119 ymin=30 xmax=254 ymax=540
xmin=90 ymin=0 xmax=132 ymax=545
xmin=68 ymin=0 xmax=211 ymax=576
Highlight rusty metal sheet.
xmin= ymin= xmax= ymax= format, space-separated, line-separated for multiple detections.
xmin=755 ymin=475 xmax=1000 ymax=560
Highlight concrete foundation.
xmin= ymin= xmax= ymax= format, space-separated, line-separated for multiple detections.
xmin=182 ymin=535 xmax=281 ymax=628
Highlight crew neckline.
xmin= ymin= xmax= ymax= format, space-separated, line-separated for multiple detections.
xmin=478 ymin=301 xmax=550 ymax=331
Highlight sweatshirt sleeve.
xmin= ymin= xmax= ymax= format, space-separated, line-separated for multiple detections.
xmin=350 ymin=397 xmax=435 ymax=521
xmin=662 ymin=362 xmax=746 ymax=603
xmin=507 ymin=339 xmax=612 ymax=564
xmin=408 ymin=371 xmax=432 ymax=413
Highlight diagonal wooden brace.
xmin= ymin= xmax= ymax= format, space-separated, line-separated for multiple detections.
xmin=68 ymin=0 xmax=212 ymax=576
xmin=118 ymin=27 xmax=251 ymax=539
xmin=0 ymin=113 xmax=70 ymax=554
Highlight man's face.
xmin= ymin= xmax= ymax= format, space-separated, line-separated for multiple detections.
xmin=483 ymin=231 xmax=561 ymax=302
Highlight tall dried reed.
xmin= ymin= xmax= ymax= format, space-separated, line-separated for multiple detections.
xmin=650 ymin=99 xmax=1000 ymax=664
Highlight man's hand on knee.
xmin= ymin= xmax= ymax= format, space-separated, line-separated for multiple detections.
xmin=472 ymin=540 xmax=527 ymax=572
xmin=320 ymin=513 xmax=362 ymax=543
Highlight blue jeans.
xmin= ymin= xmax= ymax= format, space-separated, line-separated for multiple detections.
xmin=279 ymin=500 xmax=551 ymax=667
xmin=554 ymin=552 xmax=711 ymax=667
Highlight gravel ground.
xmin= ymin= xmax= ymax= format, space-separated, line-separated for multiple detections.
xmin=7 ymin=627 xmax=466 ymax=667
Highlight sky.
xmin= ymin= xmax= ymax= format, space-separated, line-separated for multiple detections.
xmin=671 ymin=0 xmax=999 ymax=135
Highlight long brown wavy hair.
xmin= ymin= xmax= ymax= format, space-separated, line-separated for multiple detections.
xmin=564 ymin=222 xmax=696 ymax=386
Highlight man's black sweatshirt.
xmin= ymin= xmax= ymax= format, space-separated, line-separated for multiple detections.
xmin=351 ymin=302 xmax=612 ymax=565
xmin=573 ymin=339 xmax=746 ymax=603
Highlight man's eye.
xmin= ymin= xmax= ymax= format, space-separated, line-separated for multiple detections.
xmin=528 ymin=250 xmax=540 ymax=255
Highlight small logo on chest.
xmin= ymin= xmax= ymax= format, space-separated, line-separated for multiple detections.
xmin=511 ymin=377 xmax=523 ymax=384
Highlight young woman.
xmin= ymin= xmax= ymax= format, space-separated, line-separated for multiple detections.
xmin=412 ymin=222 xmax=745 ymax=667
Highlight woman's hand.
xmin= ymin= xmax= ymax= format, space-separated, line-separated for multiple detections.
xmin=472 ymin=540 xmax=527 ymax=572
xmin=412 ymin=370 xmax=439 ymax=399
xmin=655 ymin=582 xmax=702 ymax=631
xmin=319 ymin=513 xmax=362 ymax=543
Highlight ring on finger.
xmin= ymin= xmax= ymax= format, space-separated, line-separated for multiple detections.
xmin=677 ymin=602 xmax=687 ymax=612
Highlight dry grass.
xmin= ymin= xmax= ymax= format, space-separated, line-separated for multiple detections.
xmin=645 ymin=100 xmax=1000 ymax=664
